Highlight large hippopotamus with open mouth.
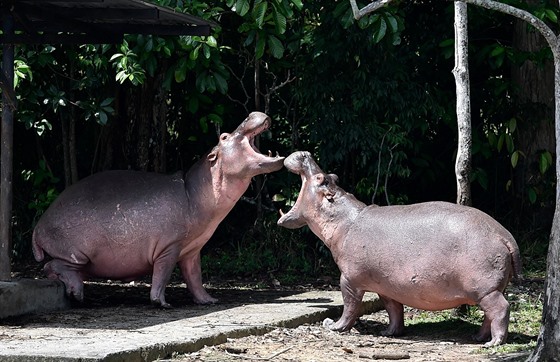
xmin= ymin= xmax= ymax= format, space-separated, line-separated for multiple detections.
xmin=277 ymin=151 xmax=521 ymax=346
xmin=33 ymin=112 xmax=284 ymax=307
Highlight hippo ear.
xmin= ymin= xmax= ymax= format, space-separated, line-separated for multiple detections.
xmin=328 ymin=174 xmax=339 ymax=185
xmin=314 ymin=174 xmax=336 ymax=202
xmin=207 ymin=146 xmax=219 ymax=162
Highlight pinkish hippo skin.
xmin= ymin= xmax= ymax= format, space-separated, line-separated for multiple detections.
xmin=32 ymin=112 xmax=284 ymax=308
xmin=278 ymin=151 xmax=522 ymax=347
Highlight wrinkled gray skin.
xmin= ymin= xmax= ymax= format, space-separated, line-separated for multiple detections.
xmin=33 ymin=112 xmax=284 ymax=307
xmin=278 ymin=151 xmax=522 ymax=346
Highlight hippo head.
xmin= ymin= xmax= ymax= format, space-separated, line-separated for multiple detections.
xmin=278 ymin=151 xmax=341 ymax=229
xmin=207 ymin=112 xmax=285 ymax=178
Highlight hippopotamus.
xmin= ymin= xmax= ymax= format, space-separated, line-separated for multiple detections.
xmin=32 ymin=112 xmax=284 ymax=307
xmin=277 ymin=151 xmax=522 ymax=346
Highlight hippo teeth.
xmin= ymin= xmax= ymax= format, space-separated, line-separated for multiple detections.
xmin=279 ymin=209 xmax=285 ymax=216
xmin=268 ymin=150 xmax=272 ymax=157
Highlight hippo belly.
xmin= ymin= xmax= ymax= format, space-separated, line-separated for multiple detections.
xmin=341 ymin=209 xmax=514 ymax=310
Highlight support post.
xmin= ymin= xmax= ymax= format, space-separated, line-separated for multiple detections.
xmin=1 ymin=9 xmax=15 ymax=280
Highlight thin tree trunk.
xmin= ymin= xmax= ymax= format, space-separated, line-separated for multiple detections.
xmin=254 ymin=42 xmax=263 ymax=224
xmin=69 ymin=107 xmax=78 ymax=183
xmin=527 ymin=44 xmax=560 ymax=362
xmin=60 ymin=113 xmax=72 ymax=188
xmin=453 ymin=1 xmax=472 ymax=206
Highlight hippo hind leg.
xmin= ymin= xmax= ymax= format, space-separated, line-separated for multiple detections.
xmin=44 ymin=259 xmax=85 ymax=302
xmin=474 ymin=290 xmax=510 ymax=346
xmin=378 ymin=295 xmax=405 ymax=337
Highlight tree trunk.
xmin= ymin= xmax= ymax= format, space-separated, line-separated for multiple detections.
xmin=527 ymin=41 xmax=560 ymax=362
xmin=453 ymin=1 xmax=472 ymax=206
xmin=124 ymin=73 xmax=167 ymax=172
xmin=511 ymin=11 xmax=554 ymax=223
xmin=348 ymin=0 xmax=560 ymax=358
xmin=254 ymin=46 xmax=264 ymax=224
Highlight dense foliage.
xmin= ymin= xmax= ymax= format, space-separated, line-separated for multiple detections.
xmin=5 ymin=0 xmax=557 ymax=279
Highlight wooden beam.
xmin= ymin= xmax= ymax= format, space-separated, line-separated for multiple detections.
xmin=0 ymin=33 xmax=124 ymax=44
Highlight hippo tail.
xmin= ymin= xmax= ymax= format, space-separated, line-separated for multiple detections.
xmin=31 ymin=228 xmax=45 ymax=262
xmin=504 ymin=235 xmax=523 ymax=282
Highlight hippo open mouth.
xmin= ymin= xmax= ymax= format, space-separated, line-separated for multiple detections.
xmin=277 ymin=151 xmax=323 ymax=228
xmin=237 ymin=112 xmax=284 ymax=167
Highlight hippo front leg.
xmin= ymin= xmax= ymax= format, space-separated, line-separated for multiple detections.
xmin=150 ymin=256 xmax=177 ymax=308
xmin=178 ymin=252 xmax=218 ymax=304
xmin=327 ymin=274 xmax=365 ymax=332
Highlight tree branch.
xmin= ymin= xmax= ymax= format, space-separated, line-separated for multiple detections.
xmin=349 ymin=0 xmax=396 ymax=20
xmin=455 ymin=0 xmax=558 ymax=52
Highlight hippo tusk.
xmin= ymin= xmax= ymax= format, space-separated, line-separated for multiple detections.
xmin=279 ymin=209 xmax=284 ymax=216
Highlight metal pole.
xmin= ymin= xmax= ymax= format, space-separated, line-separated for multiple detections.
xmin=1 ymin=9 xmax=15 ymax=280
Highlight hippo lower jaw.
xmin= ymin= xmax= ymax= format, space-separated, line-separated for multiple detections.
xmin=277 ymin=208 xmax=306 ymax=229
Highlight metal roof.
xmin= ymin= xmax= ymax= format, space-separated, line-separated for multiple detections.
xmin=0 ymin=0 xmax=214 ymax=44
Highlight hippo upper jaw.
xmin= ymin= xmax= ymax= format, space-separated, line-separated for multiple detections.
xmin=239 ymin=112 xmax=285 ymax=174
xmin=283 ymin=151 xmax=323 ymax=177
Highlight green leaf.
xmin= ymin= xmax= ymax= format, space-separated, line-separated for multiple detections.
xmin=374 ymin=18 xmax=387 ymax=43
xmin=497 ymin=133 xmax=504 ymax=152
xmin=268 ymin=35 xmax=285 ymax=59
xmin=175 ymin=58 xmax=188 ymax=83
xmin=505 ymin=133 xmax=514 ymax=153
xmin=190 ymin=45 xmax=200 ymax=60
xmin=490 ymin=46 xmax=505 ymax=57
xmin=511 ymin=150 xmax=519 ymax=168
xmin=487 ymin=131 xmax=497 ymax=147
xmin=385 ymin=14 xmax=398 ymax=32
xmin=253 ymin=1 xmax=268 ymax=28
xmin=213 ymin=72 xmax=228 ymax=94
xmin=545 ymin=9 xmax=558 ymax=23
xmin=508 ymin=118 xmax=517 ymax=133
xmin=290 ymin=0 xmax=303 ymax=10
xmin=188 ymin=97 xmax=199 ymax=114
xmin=100 ymin=97 xmax=113 ymax=107
xmin=206 ymin=36 xmax=218 ymax=48
xmin=274 ymin=9 xmax=287 ymax=34
xmin=235 ymin=0 xmax=250 ymax=16
xmin=527 ymin=187 xmax=537 ymax=204
xmin=98 ymin=111 xmax=108 ymax=125
xmin=540 ymin=151 xmax=552 ymax=174
xmin=255 ymin=34 xmax=266 ymax=59
xmin=203 ymin=44 xmax=211 ymax=59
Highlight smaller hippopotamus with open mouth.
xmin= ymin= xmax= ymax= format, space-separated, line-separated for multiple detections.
xmin=277 ymin=151 xmax=521 ymax=346
xmin=33 ymin=112 xmax=284 ymax=307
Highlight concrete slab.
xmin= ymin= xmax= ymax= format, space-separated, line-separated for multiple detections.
xmin=0 ymin=279 xmax=70 ymax=319
xmin=0 ymin=289 xmax=382 ymax=362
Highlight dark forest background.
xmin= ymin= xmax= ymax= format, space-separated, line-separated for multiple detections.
xmin=5 ymin=0 xmax=557 ymax=282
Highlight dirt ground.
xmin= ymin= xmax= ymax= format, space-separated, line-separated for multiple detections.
xmin=165 ymin=308 xmax=532 ymax=362
xmin=10 ymin=262 xmax=539 ymax=362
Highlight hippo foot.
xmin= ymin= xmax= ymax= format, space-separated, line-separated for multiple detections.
xmin=193 ymin=295 xmax=219 ymax=305
xmin=380 ymin=327 xmax=404 ymax=337
xmin=473 ymin=333 xmax=505 ymax=347
xmin=323 ymin=317 xmax=353 ymax=332
xmin=151 ymin=299 xmax=173 ymax=309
